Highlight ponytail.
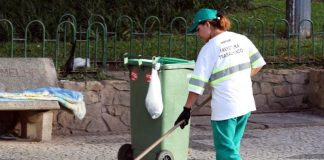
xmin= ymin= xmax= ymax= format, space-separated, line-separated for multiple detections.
xmin=207 ymin=13 xmax=231 ymax=31
xmin=217 ymin=14 xmax=231 ymax=31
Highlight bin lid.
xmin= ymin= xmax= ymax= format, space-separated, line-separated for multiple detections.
xmin=125 ymin=57 xmax=195 ymax=70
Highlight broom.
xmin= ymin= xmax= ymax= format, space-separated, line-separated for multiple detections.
xmin=134 ymin=95 xmax=212 ymax=160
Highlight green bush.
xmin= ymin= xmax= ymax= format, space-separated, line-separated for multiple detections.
xmin=0 ymin=0 xmax=253 ymax=41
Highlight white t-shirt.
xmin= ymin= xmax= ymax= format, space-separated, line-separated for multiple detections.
xmin=188 ymin=31 xmax=266 ymax=121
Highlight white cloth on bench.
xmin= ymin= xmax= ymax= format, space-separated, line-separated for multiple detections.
xmin=0 ymin=87 xmax=86 ymax=119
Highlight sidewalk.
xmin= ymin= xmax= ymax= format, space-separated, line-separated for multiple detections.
xmin=190 ymin=111 xmax=324 ymax=160
xmin=0 ymin=111 xmax=324 ymax=160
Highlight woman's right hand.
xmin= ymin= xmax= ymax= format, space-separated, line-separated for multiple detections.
xmin=174 ymin=107 xmax=191 ymax=129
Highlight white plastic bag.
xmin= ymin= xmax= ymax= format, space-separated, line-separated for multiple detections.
xmin=73 ymin=57 xmax=90 ymax=71
xmin=145 ymin=64 xmax=163 ymax=119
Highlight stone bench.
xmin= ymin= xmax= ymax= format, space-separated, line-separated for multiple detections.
xmin=0 ymin=58 xmax=60 ymax=141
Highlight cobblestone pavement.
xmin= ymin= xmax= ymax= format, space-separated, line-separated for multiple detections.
xmin=1 ymin=112 xmax=324 ymax=160
xmin=189 ymin=125 xmax=324 ymax=160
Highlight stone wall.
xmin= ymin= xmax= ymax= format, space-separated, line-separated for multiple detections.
xmin=252 ymin=69 xmax=309 ymax=112
xmin=192 ymin=69 xmax=311 ymax=115
xmin=54 ymin=72 xmax=131 ymax=134
xmin=308 ymin=69 xmax=324 ymax=109
xmin=54 ymin=69 xmax=322 ymax=133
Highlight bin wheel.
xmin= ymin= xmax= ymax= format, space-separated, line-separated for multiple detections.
xmin=117 ymin=143 xmax=133 ymax=160
xmin=156 ymin=150 xmax=174 ymax=160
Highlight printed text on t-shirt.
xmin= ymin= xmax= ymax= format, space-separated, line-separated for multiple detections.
xmin=219 ymin=44 xmax=243 ymax=59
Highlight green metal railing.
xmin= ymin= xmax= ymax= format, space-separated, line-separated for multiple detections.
xmin=114 ymin=15 xmax=133 ymax=61
xmin=24 ymin=20 xmax=46 ymax=57
xmin=0 ymin=19 xmax=14 ymax=57
xmin=86 ymin=21 xmax=107 ymax=69
xmin=55 ymin=20 xmax=77 ymax=69
xmin=169 ymin=17 xmax=188 ymax=57
xmin=0 ymin=14 xmax=323 ymax=74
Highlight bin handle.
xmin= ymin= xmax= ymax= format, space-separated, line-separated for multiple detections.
xmin=123 ymin=53 xmax=144 ymax=66
xmin=134 ymin=95 xmax=212 ymax=160
xmin=151 ymin=56 xmax=161 ymax=70
xmin=123 ymin=55 xmax=128 ymax=65
xmin=137 ymin=59 xmax=142 ymax=66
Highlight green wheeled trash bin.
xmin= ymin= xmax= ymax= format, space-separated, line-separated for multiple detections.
xmin=118 ymin=57 xmax=195 ymax=160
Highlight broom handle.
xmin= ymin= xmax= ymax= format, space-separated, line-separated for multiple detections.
xmin=134 ymin=95 xmax=212 ymax=160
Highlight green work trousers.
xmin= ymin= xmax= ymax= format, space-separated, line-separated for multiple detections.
xmin=211 ymin=112 xmax=251 ymax=160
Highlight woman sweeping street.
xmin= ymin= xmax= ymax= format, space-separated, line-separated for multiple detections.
xmin=174 ymin=8 xmax=266 ymax=160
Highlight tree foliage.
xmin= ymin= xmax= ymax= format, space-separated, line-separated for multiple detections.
xmin=0 ymin=0 xmax=253 ymax=40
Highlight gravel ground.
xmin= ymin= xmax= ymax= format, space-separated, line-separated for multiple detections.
xmin=1 ymin=112 xmax=324 ymax=160
xmin=189 ymin=125 xmax=324 ymax=160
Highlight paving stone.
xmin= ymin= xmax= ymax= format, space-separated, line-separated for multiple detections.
xmin=1 ymin=112 xmax=324 ymax=160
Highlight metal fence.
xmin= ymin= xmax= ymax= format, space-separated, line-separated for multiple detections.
xmin=0 ymin=14 xmax=323 ymax=73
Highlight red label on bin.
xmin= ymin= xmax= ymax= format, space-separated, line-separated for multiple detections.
xmin=130 ymin=68 xmax=138 ymax=81
xmin=145 ymin=70 xmax=151 ymax=82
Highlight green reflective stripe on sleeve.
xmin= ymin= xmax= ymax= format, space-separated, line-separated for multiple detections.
xmin=188 ymin=84 xmax=204 ymax=93
xmin=250 ymin=52 xmax=262 ymax=63
xmin=210 ymin=62 xmax=251 ymax=83
xmin=249 ymin=51 xmax=255 ymax=57
xmin=252 ymin=58 xmax=263 ymax=68
xmin=191 ymin=74 xmax=208 ymax=82
xmin=189 ymin=78 xmax=207 ymax=88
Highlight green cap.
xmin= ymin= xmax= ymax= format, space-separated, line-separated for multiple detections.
xmin=188 ymin=8 xmax=218 ymax=33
